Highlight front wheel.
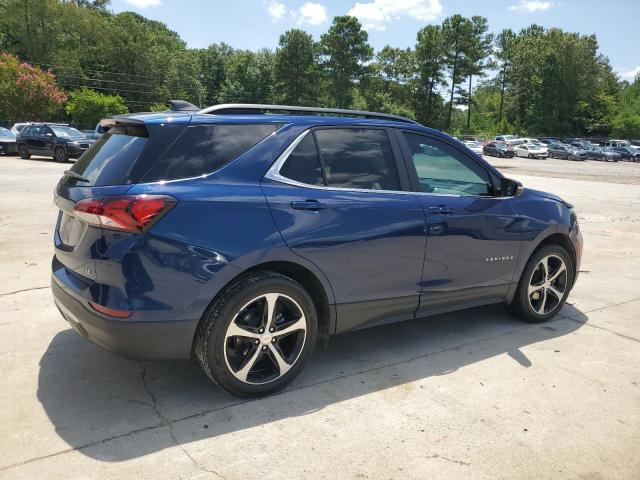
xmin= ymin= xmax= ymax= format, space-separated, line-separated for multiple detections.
xmin=195 ymin=271 xmax=318 ymax=397
xmin=54 ymin=146 xmax=69 ymax=163
xmin=509 ymin=245 xmax=573 ymax=323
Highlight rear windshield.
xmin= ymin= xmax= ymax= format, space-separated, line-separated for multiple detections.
xmin=140 ymin=124 xmax=279 ymax=182
xmin=68 ymin=125 xmax=148 ymax=186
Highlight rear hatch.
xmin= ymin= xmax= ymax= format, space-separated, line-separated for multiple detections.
xmin=53 ymin=118 xmax=185 ymax=284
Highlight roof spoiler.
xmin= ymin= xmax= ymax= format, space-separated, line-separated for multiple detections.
xmin=169 ymin=100 xmax=200 ymax=112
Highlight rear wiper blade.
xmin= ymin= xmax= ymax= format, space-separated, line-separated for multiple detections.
xmin=63 ymin=170 xmax=90 ymax=183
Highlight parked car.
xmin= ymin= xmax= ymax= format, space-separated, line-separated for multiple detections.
xmin=463 ymin=140 xmax=483 ymax=155
xmin=17 ymin=124 xmax=95 ymax=162
xmin=51 ymin=103 xmax=582 ymax=397
xmin=0 ymin=127 xmax=17 ymax=155
xmin=495 ymin=134 xmax=518 ymax=142
xmin=11 ymin=121 xmax=68 ymax=135
xmin=548 ymin=143 xmax=587 ymax=161
xmin=538 ymin=137 xmax=560 ymax=145
xmin=520 ymin=138 xmax=549 ymax=156
xmin=515 ymin=143 xmax=548 ymax=158
xmin=587 ymin=147 xmax=621 ymax=162
xmin=483 ymin=142 xmax=515 ymax=158
xmin=610 ymin=146 xmax=640 ymax=161
xmin=10 ymin=122 xmax=33 ymax=135
xmin=85 ymin=123 xmax=105 ymax=140
xmin=605 ymin=140 xmax=630 ymax=148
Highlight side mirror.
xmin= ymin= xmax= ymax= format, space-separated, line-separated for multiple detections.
xmin=501 ymin=178 xmax=524 ymax=197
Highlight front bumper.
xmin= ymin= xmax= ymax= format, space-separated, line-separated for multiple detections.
xmin=66 ymin=145 xmax=89 ymax=158
xmin=52 ymin=275 xmax=198 ymax=360
xmin=0 ymin=141 xmax=17 ymax=154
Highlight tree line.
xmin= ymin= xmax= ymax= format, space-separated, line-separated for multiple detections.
xmin=0 ymin=0 xmax=638 ymax=137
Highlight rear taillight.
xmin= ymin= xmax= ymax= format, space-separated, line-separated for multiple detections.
xmin=73 ymin=195 xmax=175 ymax=233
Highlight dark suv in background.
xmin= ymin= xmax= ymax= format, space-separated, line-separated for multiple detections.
xmin=51 ymin=103 xmax=582 ymax=397
xmin=17 ymin=123 xmax=95 ymax=162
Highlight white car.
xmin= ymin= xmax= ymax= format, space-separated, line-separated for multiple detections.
xmin=463 ymin=140 xmax=483 ymax=155
xmin=515 ymin=143 xmax=548 ymax=158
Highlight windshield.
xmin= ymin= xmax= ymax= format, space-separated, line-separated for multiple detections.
xmin=50 ymin=126 xmax=84 ymax=138
xmin=0 ymin=127 xmax=15 ymax=138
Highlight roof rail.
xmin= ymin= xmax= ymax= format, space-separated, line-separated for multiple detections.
xmin=196 ymin=103 xmax=421 ymax=125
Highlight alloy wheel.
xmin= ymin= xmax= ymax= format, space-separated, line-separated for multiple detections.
xmin=55 ymin=148 xmax=67 ymax=162
xmin=527 ymin=255 xmax=568 ymax=315
xmin=223 ymin=293 xmax=307 ymax=385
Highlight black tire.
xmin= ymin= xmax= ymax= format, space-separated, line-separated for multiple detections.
xmin=549 ymin=152 xmax=554 ymax=158
xmin=54 ymin=146 xmax=69 ymax=163
xmin=509 ymin=244 xmax=574 ymax=323
xmin=528 ymin=154 xmax=532 ymax=159
xmin=601 ymin=156 xmax=606 ymax=161
xmin=18 ymin=144 xmax=30 ymax=159
xmin=194 ymin=271 xmax=318 ymax=397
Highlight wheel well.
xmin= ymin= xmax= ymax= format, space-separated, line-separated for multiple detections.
xmin=534 ymin=233 xmax=577 ymax=278
xmin=200 ymin=261 xmax=332 ymax=343
xmin=245 ymin=262 xmax=331 ymax=340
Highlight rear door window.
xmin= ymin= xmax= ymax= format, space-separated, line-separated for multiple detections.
xmin=141 ymin=124 xmax=279 ymax=182
xmin=314 ymin=128 xmax=400 ymax=191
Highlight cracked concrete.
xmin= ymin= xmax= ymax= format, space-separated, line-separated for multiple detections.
xmin=0 ymin=155 xmax=639 ymax=479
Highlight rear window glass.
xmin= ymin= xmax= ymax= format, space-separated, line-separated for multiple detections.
xmin=141 ymin=124 xmax=279 ymax=182
xmin=68 ymin=126 xmax=148 ymax=186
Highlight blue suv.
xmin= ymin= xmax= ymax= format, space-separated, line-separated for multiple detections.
xmin=52 ymin=103 xmax=582 ymax=397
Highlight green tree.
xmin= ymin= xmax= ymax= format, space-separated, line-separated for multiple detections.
xmin=274 ymin=29 xmax=319 ymax=105
xmin=415 ymin=25 xmax=445 ymax=125
xmin=320 ymin=15 xmax=373 ymax=108
xmin=218 ymin=49 xmax=275 ymax=103
xmin=495 ymin=29 xmax=516 ymax=122
xmin=462 ymin=16 xmax=493 ymax=132
xmin=441 ymin=14 xmax=473 ymax=131
xmin=0 ymin=52 xmax=67 ymax=123
xmin=65 ymin=87 xmax=128 ymax=126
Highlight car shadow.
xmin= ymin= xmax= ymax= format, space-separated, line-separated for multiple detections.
xmin=37 ymin=303 xmax=585 ymax=461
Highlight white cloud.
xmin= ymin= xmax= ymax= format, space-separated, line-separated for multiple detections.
xmin=509 ymin=1 xmax=554 ymax=13
xmin=347 ymin=0 xmax=443 ymax=31
xmin=297 ymin=2 xmax=328 ymax=26
xmin=619 ymin=65 xmax=640 ymax=81
xmin=124 ymin=0 xmax=161 ymax=8
xmin=265 ymin=0 xmax=287 ymax=21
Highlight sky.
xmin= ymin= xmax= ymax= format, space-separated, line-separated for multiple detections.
xmin=110 ymin=0 xmax=640 ymax=81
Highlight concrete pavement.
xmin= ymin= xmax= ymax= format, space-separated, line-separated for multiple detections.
xmin=0 ymin=155 xmax=638 ymax=479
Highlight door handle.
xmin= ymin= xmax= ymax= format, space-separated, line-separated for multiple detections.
xmin=428 ymin=205 xmax=455 ymax=215
xmin=290 ymin=200 xmax=327 ymax=211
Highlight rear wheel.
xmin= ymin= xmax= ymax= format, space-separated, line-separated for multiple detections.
xmin=54 ymin=147 xmax=68 ymax=163
xmin=195 ymin=271 xmax=318 ymax=397
xmin=18 ymin=144 xmax=30 ymax=159
xmin=509 ymin=245 xmax=573 ymax=323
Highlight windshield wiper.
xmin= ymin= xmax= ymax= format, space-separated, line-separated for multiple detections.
xmin=63 ymin=170 xmax=90 ymax=183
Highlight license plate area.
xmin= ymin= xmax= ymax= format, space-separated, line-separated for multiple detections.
xmin=58 ymin=211 xmax=86 ymax=248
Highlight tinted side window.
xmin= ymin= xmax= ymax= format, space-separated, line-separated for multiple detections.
xmin=142 ymin=124 xmax=278 ymax=182
xmin=314 ymin=128 xmax=400 ymax=191
xmin=279 ymin=134 xmax=324 ymax=186
xmin=403 ymin=132 xmax=492 ymax=196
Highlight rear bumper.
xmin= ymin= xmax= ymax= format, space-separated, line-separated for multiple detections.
xmin=52 ymin=276 xmax=198 ymax=360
